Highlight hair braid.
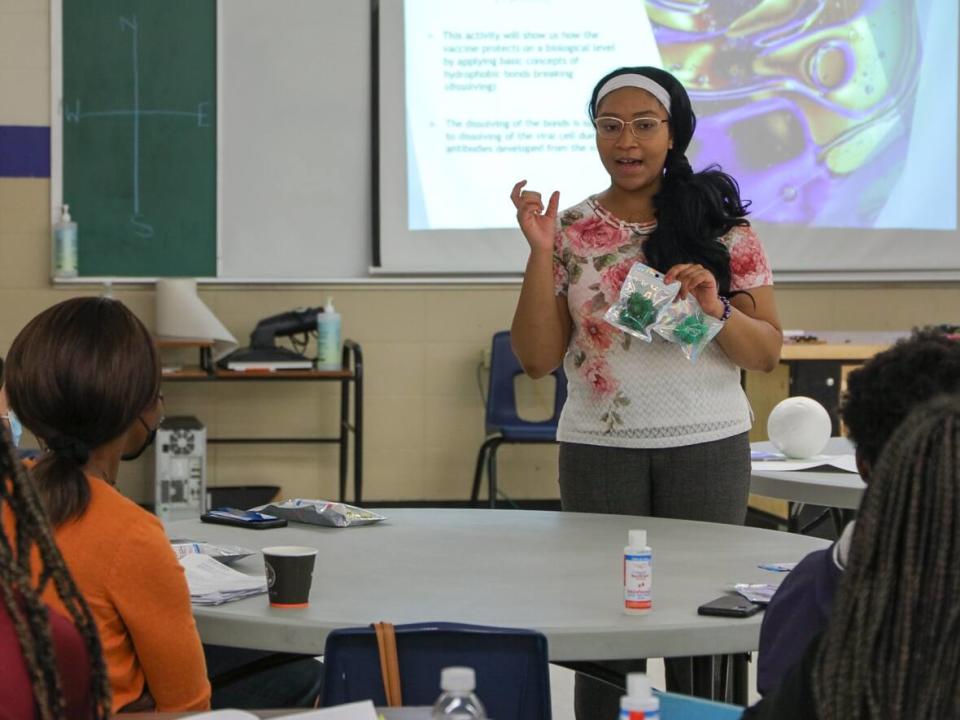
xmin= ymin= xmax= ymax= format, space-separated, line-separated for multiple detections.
xmin=0 ymin=423 xmax=111 ymax=719
xmin=813 ymin=395 xmax=960 ymax=719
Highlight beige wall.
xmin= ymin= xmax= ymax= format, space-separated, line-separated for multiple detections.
xmin=3 ymin=2 xmax=959 ymax=505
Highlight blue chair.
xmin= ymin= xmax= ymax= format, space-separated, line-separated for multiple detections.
xmin=657 ymin=690 xmax=744 ymax=719
xmin=320 ymin=622 xmax=551 ymax=720
xmin=470 ymin=331 xmax=567 ymax=508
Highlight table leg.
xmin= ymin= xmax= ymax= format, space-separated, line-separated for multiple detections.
xmin=692 ymin=655 xmax=715 ymax=699
xmin=339 ymin=356 xmax=349 ymax=504
xmin=732 ymin=653 xmax=749 ymax=706
xmin=343 ymin=340 xmax=364 ymax=504
xmin=353 ymin=344 xmax=363 ymax=504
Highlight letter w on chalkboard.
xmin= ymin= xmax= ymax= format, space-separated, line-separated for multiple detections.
xmin=63 ymin=0 xmax=217 ymax=277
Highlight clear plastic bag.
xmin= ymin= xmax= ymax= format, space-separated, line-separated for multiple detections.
xmin=253 ymin=498 xmax=386 ymax=528
xmin=653 ymin=294 xmax=724 ymax=363
xmin=734 ymin=583 xmax=778 ymax=605
xmin=603 ymin=262 xmax=680 ymax=342
xmin=169 ymin=540 xmax=255 ymax=565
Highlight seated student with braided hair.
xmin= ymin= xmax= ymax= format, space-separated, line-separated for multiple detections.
xmin=745 ymin=394 xmax=960 ymax=719
xmin=1 ymin=392 xmax=112 ymax=719
xmin=3 ymin=297 xmax=211 ymax=713
xmin=756 ymin=329 xmax=960 ymax=696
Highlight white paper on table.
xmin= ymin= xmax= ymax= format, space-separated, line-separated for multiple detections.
xmin=178 ymin=552 xmax=267 ymax=605
xmin=176 ymin=711 xmax=259 ymax=720
xmin=751 ymin=454 xmax=859 ymax=473
xmin=278 ymin=700 xmax=379 ymax=719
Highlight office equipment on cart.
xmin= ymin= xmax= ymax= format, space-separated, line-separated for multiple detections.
xmin=218 ymin=306 xmax=324 ymax=370
xmin=160 ymin=340 xmax=364 ymax=504
xmin=155 ymin=416 xmax=207 ymax=522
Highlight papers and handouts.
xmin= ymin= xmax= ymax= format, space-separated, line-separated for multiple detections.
xmin=179 ymin=553 xmax=266 ymax=606
xmin=225 ymin=360 xmax=314 ymax=371
xmin=278 ymin=700 xmax=379 ymax=719
xmin=751 ymin=452 xmax=859 ymax=473
xmin=176 ymin=699 xmax=378 ymax=718
xmin=170 ymin=539 xmax=255 ymax=565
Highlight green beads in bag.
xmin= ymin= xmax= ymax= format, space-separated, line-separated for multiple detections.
xmin=653 ymin=295 xmax=724 ymax=363
xmin=619 ymin=293 xmax=658 ymax=334
xmin=604 ymin=262 xmax=680 ymax=342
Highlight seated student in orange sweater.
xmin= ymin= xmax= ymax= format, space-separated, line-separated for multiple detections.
xmin=3 ymin=297 xmax=211 ymax=713
xmin=1 ymin=415 xmax=112 ymax=720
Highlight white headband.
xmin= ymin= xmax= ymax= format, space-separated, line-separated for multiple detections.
xmin=596 ymin=74 xmax=671 ymax=115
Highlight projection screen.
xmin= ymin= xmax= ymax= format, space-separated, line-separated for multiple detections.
xmin=376 ymin=0 xmax=959 ymax=279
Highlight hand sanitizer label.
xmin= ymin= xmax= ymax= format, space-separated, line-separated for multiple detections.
xmin=624 ymin=551 xmax=652 ymax=611
xmin=620 ymin=710 xmax=659 ymax=719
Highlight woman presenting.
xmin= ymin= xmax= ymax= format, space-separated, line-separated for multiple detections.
xmin=510 ymin=65 xmax=783 ymax=715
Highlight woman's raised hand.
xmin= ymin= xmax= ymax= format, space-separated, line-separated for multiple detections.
xmin=511 ymin=180 xmax=560 ymax=254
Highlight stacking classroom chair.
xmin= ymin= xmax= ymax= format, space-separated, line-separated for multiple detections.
xmin=470 ymin=330 xmax=566 ymax=508
xmin=321 ymin=621 xmax=551 ymax=720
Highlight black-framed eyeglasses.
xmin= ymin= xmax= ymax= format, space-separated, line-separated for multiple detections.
xmin=594 ymin=116 xmax=668 ymax=140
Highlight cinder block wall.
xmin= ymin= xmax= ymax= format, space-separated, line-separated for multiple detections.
xmin=2 ymin=1 xmax=957 ymax=504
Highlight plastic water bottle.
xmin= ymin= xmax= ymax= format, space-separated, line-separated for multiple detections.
xmin=431 ymin=666 xmax=487 ymax=719
xmin=619 ymin=673 xmax=660 ymax=719
xmin=52 ymin=204 xmax=78 ymax=279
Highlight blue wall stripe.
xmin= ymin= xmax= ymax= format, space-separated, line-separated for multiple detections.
xmin=0 ymin=125 xmax=51 ymax=178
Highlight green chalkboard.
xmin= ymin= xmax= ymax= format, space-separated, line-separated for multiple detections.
xmin=63 ymin=0 xmax=216 ymax=277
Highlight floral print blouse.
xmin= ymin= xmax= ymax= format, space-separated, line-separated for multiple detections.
xmin=553 ymin=196 xmax=773 ymax=448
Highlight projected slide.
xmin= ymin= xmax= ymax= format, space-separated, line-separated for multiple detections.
xmin=404 ymin=0 xmax=957 ymax=233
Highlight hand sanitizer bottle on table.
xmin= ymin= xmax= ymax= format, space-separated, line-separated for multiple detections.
xmin=624 ymin=529 xmax=652 ymax=615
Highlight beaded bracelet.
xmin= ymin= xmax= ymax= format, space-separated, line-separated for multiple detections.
xmin=718 ymin=295 xmax=733 ymax=322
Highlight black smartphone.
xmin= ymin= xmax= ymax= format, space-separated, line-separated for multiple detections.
xmin=200 ymin=507 xmax=287 ymax=530
xmin=697 ymin=594 xmax=763 ymax=618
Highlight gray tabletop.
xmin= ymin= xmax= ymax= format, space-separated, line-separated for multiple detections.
xmin=750 ymin=438 xmax=866 ymax=510
xmin=169 ymin=509 xmax=827 ymax=662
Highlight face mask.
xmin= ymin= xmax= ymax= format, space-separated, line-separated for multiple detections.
xmin=2 ymin=411 xmax=23 ymax=448
xmin=121 ymin=417 xmax=159 ymax=462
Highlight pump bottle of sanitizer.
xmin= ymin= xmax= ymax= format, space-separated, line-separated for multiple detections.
xmin=52 ymin=204 xmax=78 ymax=279
xmin=316 ymin=296 xmax=342 ymax=370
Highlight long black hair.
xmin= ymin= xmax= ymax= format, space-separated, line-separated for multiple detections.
xmin=589 ymin=66 xmax=751 ymax=296
xmin=812 ymin=394 xmax=960 ymax=718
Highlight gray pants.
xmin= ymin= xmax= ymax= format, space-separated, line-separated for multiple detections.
xmin=558 ymin=433 xmax=751 ymax=718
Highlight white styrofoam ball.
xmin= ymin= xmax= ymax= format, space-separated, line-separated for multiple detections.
xmin=767 ymin=397 xmax=832 ymax=458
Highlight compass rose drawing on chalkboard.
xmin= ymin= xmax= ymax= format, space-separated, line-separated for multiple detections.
xmin=63 ymin=15 xmax=212 ymax=240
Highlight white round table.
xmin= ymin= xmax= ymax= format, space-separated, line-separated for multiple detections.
xmin=169 ymin=508 xmax=827 ymax=662
xmin=750 ymin=437 xmax=865 ymax=511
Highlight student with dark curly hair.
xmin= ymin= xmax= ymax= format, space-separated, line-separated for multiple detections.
xmin=1 ymin=402 xmax=112 ymax=720
xmin=746 ymin=394 xmax=960 ymax=719
xmin=757 ymin=329 xmax=960 ymax=696
xmin=510 ymin=65 xmax=782 ymax=714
